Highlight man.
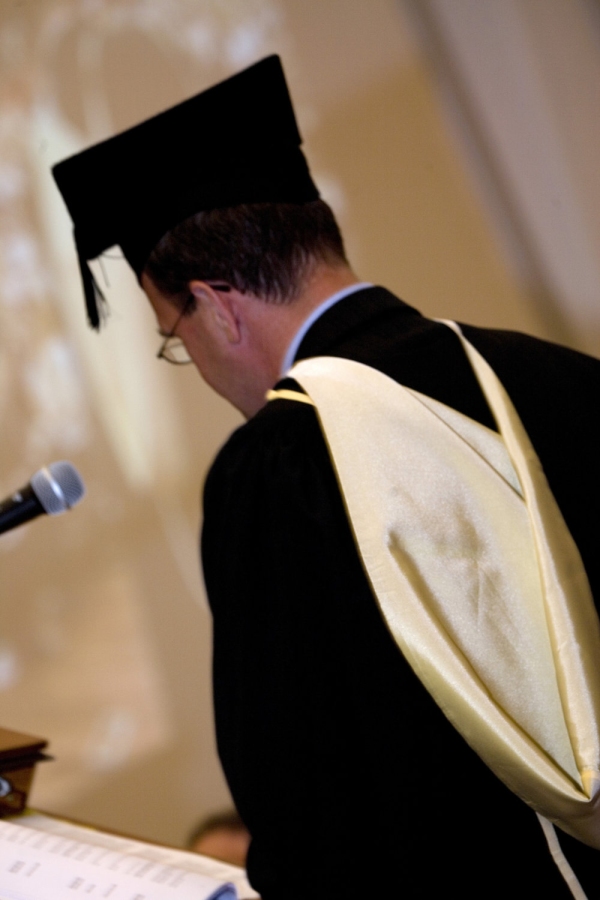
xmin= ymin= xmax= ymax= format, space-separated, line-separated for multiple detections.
xmin=53 ymin=57 xmax=600 ymax=897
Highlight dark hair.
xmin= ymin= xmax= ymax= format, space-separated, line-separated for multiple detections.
xmin=143 ymin=200 xmax=347 ymax=308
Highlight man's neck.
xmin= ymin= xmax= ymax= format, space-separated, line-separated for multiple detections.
xmin=271 ymin=264 xmax=361 ymax=371
xmin=298 ymin=265 xmax=361 ymax=311
xmin=227 ymin=264 xmax=361 ymax=418
xmin=280 ymin=280 xmax=372 ymax=375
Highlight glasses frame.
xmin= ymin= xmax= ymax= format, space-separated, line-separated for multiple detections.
xmin=156 ymin=283 xmax=231 ymax=365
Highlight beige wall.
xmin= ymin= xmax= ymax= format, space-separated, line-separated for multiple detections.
xmin=0 ymin=0 xmax=597 ymax=846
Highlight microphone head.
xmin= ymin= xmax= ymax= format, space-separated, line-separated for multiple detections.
xmin=31 ymin=462 xmax=86 ymax=516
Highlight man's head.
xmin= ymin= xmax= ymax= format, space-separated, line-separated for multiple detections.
xmin=141 ymin=200 xmax=355 ymax=418
xmin=52 ymin=56 xmax=357 ymax=415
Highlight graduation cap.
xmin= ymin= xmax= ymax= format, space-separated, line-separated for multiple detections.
xmin=52 ymin=55 xmax=319 ymax=329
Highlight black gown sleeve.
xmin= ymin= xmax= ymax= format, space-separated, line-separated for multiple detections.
xmin=202 ymin=396 xmax=577 ymax=899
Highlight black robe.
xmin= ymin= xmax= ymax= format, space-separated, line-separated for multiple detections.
xmin=202 ymin=287 xmax=600 ymax=898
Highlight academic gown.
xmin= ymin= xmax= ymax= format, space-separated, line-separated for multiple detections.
xmin=202 ymin=286 xmax=600 ymax=898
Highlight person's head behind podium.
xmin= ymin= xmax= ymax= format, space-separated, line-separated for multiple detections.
xmin=187 ymin=809 xmax=250 ymax=868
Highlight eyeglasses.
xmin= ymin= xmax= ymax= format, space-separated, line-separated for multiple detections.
xmin=156 ymin=283 xmax=231 ymax=365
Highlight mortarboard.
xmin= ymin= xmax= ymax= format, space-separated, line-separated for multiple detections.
xmin=52 ymin=55 xmax=319 ymax=329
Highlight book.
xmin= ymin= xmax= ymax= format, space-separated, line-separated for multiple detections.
xmin=0 ymin=812 xmax=259 ymax=900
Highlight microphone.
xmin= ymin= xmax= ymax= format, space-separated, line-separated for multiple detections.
xmin=0 ymin=462 xmax=86 ymax=536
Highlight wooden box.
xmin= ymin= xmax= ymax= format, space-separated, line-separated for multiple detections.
xmin=0 ymin=728 xmax=49 ymax=816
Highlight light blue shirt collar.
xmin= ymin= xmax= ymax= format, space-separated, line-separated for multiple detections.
xmin=280 ymin=282 xmax=373 ymax=376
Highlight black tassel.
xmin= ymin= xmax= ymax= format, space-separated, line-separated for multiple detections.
xmin=77 ymin=249 xmax=107 ymax=330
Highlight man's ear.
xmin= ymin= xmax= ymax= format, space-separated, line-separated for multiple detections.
xmin=188 ymin=280 xmax=241 ymax=343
